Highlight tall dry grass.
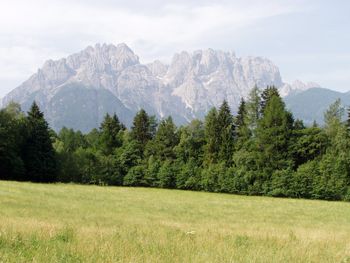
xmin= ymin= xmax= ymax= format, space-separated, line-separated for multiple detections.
xmin=0 ymin=181 xmax=349 ymax=262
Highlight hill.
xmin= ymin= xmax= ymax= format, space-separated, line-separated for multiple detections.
xmin=285 ymin=87 xmax=350 ymax=125
xmin=0 ymin=181 xmax=349 ymax=262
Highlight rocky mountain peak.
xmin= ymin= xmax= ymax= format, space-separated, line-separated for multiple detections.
xmin=146 ymin=60 xmax=168 ymax=78
xmin=1 ymin=43 xmax=319 ymax=131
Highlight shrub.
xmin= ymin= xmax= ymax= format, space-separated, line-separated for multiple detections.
xmin=123 ymin=165 xmax=145 ymax=186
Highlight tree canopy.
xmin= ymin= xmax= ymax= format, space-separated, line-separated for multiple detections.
xmin=1 ymin=87 xmax=350 ymax=201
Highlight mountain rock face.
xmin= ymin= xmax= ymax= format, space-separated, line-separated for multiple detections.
xmin=2 ymin=43 xmax=315 ymax=132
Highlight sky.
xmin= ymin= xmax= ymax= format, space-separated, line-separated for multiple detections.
xmin=0 ymin=0 xmax=349 ymax=97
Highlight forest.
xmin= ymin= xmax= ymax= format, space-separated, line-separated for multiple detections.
xmin=1 ymin=86 xmax=350 ymax=201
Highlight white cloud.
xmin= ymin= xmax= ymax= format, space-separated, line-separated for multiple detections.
xmin=0 ymin=0 xmax=301 ymax=96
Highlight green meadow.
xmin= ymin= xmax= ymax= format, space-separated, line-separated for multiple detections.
xmin=0 ymin=180 xmax=349 ymax=262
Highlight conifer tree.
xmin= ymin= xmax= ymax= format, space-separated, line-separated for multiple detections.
xmin=204 ymin=107 xmax=220 ymax=165
xmin=0 ymin=103 xmax=25 ymax=180
xmin=260 ymin=86 xmax=280 ymax=115
xmin=130 ymin=109 xmax=153 ymax=148
xmin=175 ymin=119 xmax=205 ymax=164
xmin=99 ymin=113 xmax=123 ymax=155
xmin=217 ymin=100 xmax=235 ymax=165
xmin=293 ymin=119 xmax=305 ymax=130
xmin=151 ymin=117 xmax=178 ymax=160
xmin=235 ymin=98 xmax=250 ymax=143
xmin=149 ymin=115 xmax=158 ymax=138
xmin=245 ymin=86 xmax=261 ymax=135
xmin=347 ymin=107 xmax=350 ymax=132
xmin=257 ymin=95 xmax=293 ymax=171
xmin=22 ymin=101 xmax=57 ymax=182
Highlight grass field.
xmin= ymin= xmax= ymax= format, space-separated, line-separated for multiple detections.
xmin=0 ymin=181 xmax=349 ymax=263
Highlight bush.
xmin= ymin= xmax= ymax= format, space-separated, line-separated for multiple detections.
xmin=314 ymin=154 xmax=348 ymax=200
xmin=157 ymin=160 xmax=177 ymax=188
xmin=201 ymin=163 xmax=226 ymax=192
xmin=291 ymin=160 xmax=318 ymax=199
xmin=175 ymin=159 xmax=201 ymax=190
xmin=344 ymin=188 xmax=350 ymax=202
xmin=144 ymin=156 xmax=161 ymax=187
xmin=218 ymin=166 xmax=235 ymax=193
xmin=268 ymin=169 xmax=293 ymax=197
xmin=123 ymin=165 xmax=145 ymax=186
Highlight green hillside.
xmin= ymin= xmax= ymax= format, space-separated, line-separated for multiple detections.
xmin=0 ymin=181 xmax=349 ymax=262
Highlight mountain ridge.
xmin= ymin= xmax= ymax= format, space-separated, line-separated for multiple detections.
xmin=284 ymin=87 xmax=350 ymax=125
xmin=1 ymin=43 xmax=330 ymax=131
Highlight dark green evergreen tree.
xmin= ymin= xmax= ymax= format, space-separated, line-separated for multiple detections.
xmin=130 ymin=109 xmax=153 ymax=150
xmin=203 ymin=108 xmax=220 ymax=165
xmin=99 ymin=113 xmax=123 ymax=155
xmin=290 ymin=126 xmax=328 ymax=167
xmin=217 ymin=100 xmax=235 ymax=165
xmin=235 ymin=98 xmax=250 ymax=146
xmin=346 ymin=107 xmax=350 ymax=132
xmin=0 ymin=103 xmax=25 ymax=180
xmin=2 ymin=96 xmax=350 ymax=201
xmin=22 ymin=102 xmax=57 ymax=182
xmin=175 ymin=119 xmax=205 ymax=165
xmin=245 ymin=86 xmax=261 ymax=136
xmin=123 ymin=164 xmax=146 ymax=186
xmin=256 ymin=95 xmax=293 ymax=172
xmin=97 ymin=153 xmax=123 ymax=185
xmin=147 ymin=117 xmax=178 ymax=160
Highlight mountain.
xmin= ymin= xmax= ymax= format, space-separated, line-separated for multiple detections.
xmin=1 ymin=43 xmax=322 ymax=132
xmin=285 ymin=88 xmax=350 ymax=125
xmin=279 ymin=80 xmax=321 ymax=97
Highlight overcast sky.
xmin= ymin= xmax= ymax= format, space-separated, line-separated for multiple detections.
xmin=0 ymin=0 xmax=349 ymax=97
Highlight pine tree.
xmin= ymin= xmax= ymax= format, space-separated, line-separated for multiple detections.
xmin=291 ymin=125 xmax=328 ymax=167
xmin=174 ymin=119 xmax=205 ymax=164
xmin=203 ymin=107 xmax=220 ymax=165
xmin=235 ymin=98 xmax=250 ymax=143
xmin=151 ymin=116 xmax=178 ymax=160
xmin=236 ymin=98 xmax=246 ymax=130
xmin=347 ymin=107 xmax=350 ymax=132
xmin=260 ymin=86 xmax=280 ymax=115
xmin=130 ymin=109 xmax=154 ymax=150
xmin=22 ymin=101 xmax=57 ymax=182
xmin=149 ymin=115 xmax=158 ymax=138
xmin=293 ymin=119 xmax=305 ymax=130
xmin=99 ymin=113 xmax=123 ymax=155
xmin=257 ymin=95 xmax=293 ymax=172
xmin=0 ymin=103 xmax=25 ymax=180
xmin=217 ymin=100 xmax=235 ymax=165
xmin=245 ymin=85 xmax=261 ymax=136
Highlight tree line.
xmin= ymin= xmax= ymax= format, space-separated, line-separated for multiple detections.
xmin=1 ymin=86 xmax=350 ymax=201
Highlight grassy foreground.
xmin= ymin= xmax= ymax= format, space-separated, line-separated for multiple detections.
xmin=0 ymin=181 xmax=349 ymax=263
